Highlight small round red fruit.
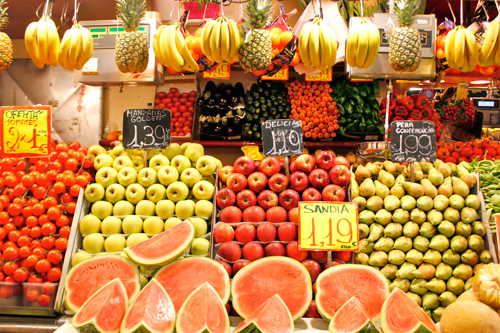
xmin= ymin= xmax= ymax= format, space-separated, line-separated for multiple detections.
xmin=242 ymin=241 xmax=264 ymax=261
xmin=217 ymin=241 xmax=242 ymax=262
xmin=286 ymin=241 xmax=308 ymax=261
xmin=234 ymin=223 xmax=257 ymax=244
xmin=256 ymin=222 xmax=277 ymax=242
xmin=213 ymin=223 xmax=235 ymax=244
xmin=265 ymin=242 xmax=286 ymax=256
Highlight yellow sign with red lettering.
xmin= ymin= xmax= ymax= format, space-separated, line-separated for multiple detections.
xmin=203 ymin=63 xmax=230 ymax=79
xmin=0 ymin=105 xmax=51 ymax=157
xmin=298 ymin=202 xmax=359 ymax=251
xmin=262 ymin=66 xmax=289 ymax=81
xmin=305 ymin=67 xmax=333 ymax=82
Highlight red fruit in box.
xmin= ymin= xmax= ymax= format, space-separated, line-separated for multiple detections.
xmin=218 ymin=241 xmax=242 ymax=262
xmin=302 ymin=188 xmax=322 ymax=201
xmin=304 ymin=301 xmax=321 ymax=318
xmin=295 ymin=154 xmax=316 ymax=173
xmin=286 ymin=241 xmax=308 ymax=261
xmin=258 ymin=157 xmax=281 ymax=177
xmin=247 ymin=172 xmax=268 ymax=194
xmin=257 ymin=222 xmax=277 ymax=242
xmin=268 ymin=173 xmax=288 ymax=193
xmin=233 ymin=260 xmax=250 ymax=275
xmin=214 ymin=223 xmax=234 ymax=243
xmin=278 ymin=189 xmax=300 ymax=211
xmin=265 ymin=242 xmax=286 ymax=256
xmin=265 ymin=207 xmax=287 ymax=223
xmin=309 ymin=169 xmax=330 ymax=190
xmin=218 ymin=166 xmax=233 ymax=185
xmin=288 ymin=207 xmax=299 ymax=224
xmin=257 ymin=190 xmax=279 ymax=210
xmin=310 ymin=251 xmax=327 ymax=263
xmin=242 ymin=242 xmax=264 ymax=261
xmin=301 ymin=259 xmax=322 ymax=282
xmin=332 ymin=251 xmax=352 ymax=262
xmin=234 ymin=224 xmax=257 ymax=244
xmin=242 ymin=206 xmax=266 ymax=223
xmin=233 ymin=156 xmax=256 ymax=176
xmin=321 ymin=184 xmax=346 ymax=202
xmin=329 ymin=165 xmax=351 ymax=187
xmin=236 ymin=190 xmax=258 ymax=211
xmin=289 ymin=171 xmax=309 ymax=192
xmin=220 ymin=206 xmax=243 ymax=223
xmin=217 ymin=260 xmax=232 ymax=277
xmin=315 ymin=150 xmax=335 ymax=170
xmin=216 ymin=188 xmax=236 ymax=209
xmin=332 ymin=156 xmax=350 ymax=169
xmin=227 ymin=173 xmax=247 ymax=193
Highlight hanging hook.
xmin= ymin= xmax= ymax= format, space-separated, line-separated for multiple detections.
xmin=460 ymin=0 xmax=463 ymax=26
xmin=482 ymin=3 xmax=489 ymax=22
xmin=220 ymin=0 xmax=225 ymax=17
xmin=360 ymin=0 xmax=365 ymax=18
xmin=447 ymin=0 xmax=456 ymax=24
xmin=73 ymin=0 xmax=80 ymax=25
xmin=43 ymin=0 xmax=51 ymax=17
xmin=316 ymin=0 xmax=323 ymax=20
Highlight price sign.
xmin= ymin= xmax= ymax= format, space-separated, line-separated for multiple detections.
xmin=298 ymin=202 xmax=359 ymax=251
xmin=262 ymin=66 xmax=289 ymax=81
xmin=305 ymin=67 xmax=332 ymax=82
xmin=0 ymin=105 xmax=51 ymax=157
xmin=390 ymin=120 xmax=436 ymax=162
xmin=122 ymin=109 xmax=171 ymax=149
xmin=202 ymin=63 xmax=230 ymax=79
xmin=261 ymin=119 xmax=303 ymax=157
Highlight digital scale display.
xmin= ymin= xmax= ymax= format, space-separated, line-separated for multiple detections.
xmin=473 ymin=99 xmax=499 ymax=109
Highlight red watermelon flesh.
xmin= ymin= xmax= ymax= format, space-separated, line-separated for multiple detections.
xmin=72 ymin=278 xmax=128 ymax=333
xmin=329 ymin=297 xmax=381 ymax=333
xmin=65 ymin=255 xmax=140 ymax=312
xmin=315 ymin=264 xmax=389 ymax=321
xmin=175 ymin=282 xmax=230 ymax=333
xmin=381 ymin=288 xmax=438 ymax=333
xmin=120 ymin=278 xmax=175 ymax=333
xmin=154 ymin=257 xmax=230 ymax=312
xmin=234 ymin=294 xmax=294 ymax=333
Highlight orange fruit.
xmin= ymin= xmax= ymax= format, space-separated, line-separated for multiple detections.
xmin=271 ymin=34 xmax=281 ymax=49
xmin=290 ymin=52 xmax=300 ymax=66
xmin=437 ymin=34 xmax=446 ymax=49
xmin=195 ymin=28 xmax=203 ymax=37
xmin=436 ymin=48 xmax=445 ymax=59
xmin=270 ymin=27 xmax=282 ymax=35
xmin=279 ymin=31 xmax=294 ymax=49
xmin=480 ymin=65 xmax=497 ymax=76
xmin=166 ymin=67 xmax=183 ymax=74
xmin=185 ymin=35 xmax=195 ymax=49
xmin=192 ymin=37 xmax=203 ymax=55
xmin=189 ymin=49 xmax=200 ymax=62
xmin=252 ymin=70 xmax=267 ymax=76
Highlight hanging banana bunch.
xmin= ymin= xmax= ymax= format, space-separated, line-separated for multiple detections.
xmin=345 ymin=18 xmax=380 ymax=69
xmin=445 ymin=25 xmax=479 ymax=73
xmin=59 ymin=23 xmax=94 ymax=71
xmin=24 ymin=13 xmax=60 ymax=69
xmin=298 ymin=16 xmax=338 ymax=71
xmin=200 ymin=16 xmax=241 ymax=64
xmin=479 ymin=20 xmax=500 ymax=67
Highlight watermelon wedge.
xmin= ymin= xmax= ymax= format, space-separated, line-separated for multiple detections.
xmin=72 ymin=278 xmax=128 ymax=333
xmin=329 ymin=297 xmax=381 ymax=333
xmin=175 ymin=282 xmax=230 ymax=333
xmin=231 ymin=256 xmax=312 ymax=320
xmin=120 ymin=278 xmax=175 ymax=333
xmin=124 ymin=220 xmax=194 ymax=267
xmin=316 ymin=264 xmax=389 ymax=321
xmin=234 ymin=294 xmax=294 ymax=333
xmin=154 ymin=257 xmax=230 ymax=312
xmin=381 ymin=288 xmax=438 ymax=333
xmin=65 ymin=255 xmax=140 ymax=312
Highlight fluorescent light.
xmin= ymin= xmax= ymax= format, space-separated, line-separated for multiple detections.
xmin=409 ymin=87 xmax=422 ymax=91
xmin=440 ymin=80 xmax=445 ymax=83
xmin=471 ymin=80 xmax=490 ymax=84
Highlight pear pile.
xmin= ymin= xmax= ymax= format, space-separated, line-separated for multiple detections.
xmin=352 ymin=159 xmax=495 ymax=322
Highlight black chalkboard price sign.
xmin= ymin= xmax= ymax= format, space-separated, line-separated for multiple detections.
xmin=261 ymin=119 xmax=303 ymax=157
xmin=122 ymin=109 xmax=171 ymax=149
xmin=390 ymin=120 xmax=436 ymax=162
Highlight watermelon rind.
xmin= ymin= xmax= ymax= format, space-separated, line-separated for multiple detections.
xmin=120 ymin=278 xmax=175 ymax=333
xmin=124 ymin=221 xmax=194 ymax=267
xmin=329 ymin=297 xmax=381 ymax=333
xmin=175 ymin=282 xmax=230 ymax=333
xmin=64 ymin=254 xmax=140 ymax=312
xmin=72 ymin=278 xmax=128 ymax=333
xmin=315 ymin=264 xmax=389 ymax=321
xmin=231 ymin=256 xmax=312 ymax=321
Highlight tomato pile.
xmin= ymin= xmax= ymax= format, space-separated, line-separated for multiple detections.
xmin=0 ymin=140 xmax=94 ymax=307
xmin=437 ymin=139 xmax=500 ymax=163
xmin=154 ymin=88 xmax=196 ymax=137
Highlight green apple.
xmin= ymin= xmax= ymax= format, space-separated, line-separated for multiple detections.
xmin=192 ymin=180 xmax=215 ymax=200
xmin=113 ymin=155 xmax=134 ymax=171
xmin=125 ymin=183 xmax=146 ymax=204
xmin=79 ymin=214 xmax=101 ymax=235
xmin=126 ymin=233 xmax=149 ymax=247
xmin=122 ymin=215 xmax=143 ymax=234
xmin=194 ymin=200 xmax=213 ymax=219
xmin=84 ymin=183 xmax=105 ymax=203
xmin=95 ymin=167 xmax=118 ymax=189
xmin=117 ymin=167 xmax=138 ymax=187
xmin=87 ymin=144 xmax=107 ymax=158
xmin=100 ymin=216 xmax=122 ymax=234
xmin=104 ymin=234 xmax=127 ymax=252
xmin=195 ymin=155 xmax=218 ymax=176
xmin=155 ymin=199 xmax=175 ymax=219
xmin=171 ymin=155 xmax=192 ymax=175
xmin=143 ymin=216 xmax=165 ymax=234
xmin=131 ymin=156 xmax=144 ymax=171
xmin=162 ymin=143 xmax=182 ymax=161
xmin=91 ymin=201 xmax=114 ymax=220
xmin=105 ymin=183 xmax=126 ymax=204
xmin=157 ymin=165 xmax=179 ymax=186
xmin=149 ymin=155 xmax=170 ymax=172
xmin=180 ymin=142 xmax=192 ymax=155
xmin=137 ymin=167 xmax=158 ymax=188
xmin=147 ymin=149 xmax=161 ymax=161
xmin=71 ymin=251 xmax=92 ymax=266
xmin=175 ymin=200 xmax=195 ymax=219
xmin=202 ymin=175 xmax=215 ymax=185
xmin=82 ymin=233 xmax=105 ymax=254
xmin=166 ymin=181 xmax=189 ymax=202
xmin=187 ymin=217 xmax=208 ymax=237
xmin=191 ymin=237 xmax=210 ymax=255
xmin=135 ymin=200 xmax=156 ymax=216
xmin=215 ymin=158 xmax=223 ymax=172
xmin=94 ymin=154 xmax=114 ymax=171
xmin=180 ymin=168 xmax=203 ymax=188
xmin=146 ymin=184 xmax=167 ymax=203
xmin=113 ymin=200 xmax=135 ymax=216
xmin=110 ymin=143 xmax=126 ymax=158
xmin=184 ymin=143 xmax=204 ymax=163
xmin=164 ymin=217 xmax=183 ymax=230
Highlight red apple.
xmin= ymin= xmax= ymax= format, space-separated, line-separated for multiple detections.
xmin=308 ymin=168 xmax=330 ymax=190
xmin=278 ymin=223 xmax=297 ymax=242
xmin=315 ymin=150 xmax=335 ymax=170
xmin=258 ymin=156 xmax=281 ymax=177
xmin=265 ymin=206 xmax=288 ymax=223
xmin=242 ymin=242 xmax=265 ymax=261
xmin=216 ymin=187 xmax=236 ymax=209
xmin=233 ymin=156 xmax=256 ymax=176
xmin=289 ymin=171 xmax=309 ymax=192
xmin=321 ymin=184 xmax=346 ymax=202
xmin=220 ymin=206 xmax=242 ymax=223
xmin=218 ymin=165 xmax=234 ymax=185
xmin=226 ymin=173 xmax=248 ymax=193
xmin=333 ymin=156 xmax=350 ymax=169
xmin=302 ymin=259 xmax=322 ymax=282
xmin=257 ymin=222 xmax=277 ymax=242
xmin=217 ymin=260 xmax=232 ymax=277
xmin=236 ymin=189 xmax=258 ymax=210
xmin=265 ymin=242 xmax=286 ymax=256
xmin=278 ymin=189 xmax=300 ymax=211
xmin=295 ymin=154 xmax=316 ymax=174
xmin=286 ymin=241 xmax=309 ymax=261
xmin=279 ymin=159 xmax=286 ymax=174
xmin=232 ymin=259 xmax=250 ymax=274
xmin=289 ymin=160 xmax=297 ymax=173
xmin=304 ymin=301 xmax=321 ymax=318
xmin=242 ymin=206 xmax=266 ymax=222
xmin=257 ymin=190 xmax=279 ymax=210
xmin=247 ymin=171 xmax=268 ymax=193
xmin=301 ymin=187 xmax=322 ymax=201
xmin=234 ymin=223 xmax=257 ymax=243
xmin=288 ymin=207 xmax=299 ymax=223
xmin=218 ymin=241 xmax=242 ymax=261
xmin=267 ymin=173 xmax=289 ymax=193
xmin=214 ymin=223 xmax=235 ymax=243
xmin=333 ymin=251 xmax=352 ymax=262
xmin=329 ymin=165 xmax=351 ymax=187
xmin=310 ymin=251 xmax=327 ymax=263
xmin=324 ymin=259 xmax=343 ymax=269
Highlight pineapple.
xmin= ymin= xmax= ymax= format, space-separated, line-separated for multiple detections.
xmin=238 ymin=0 xmax=273 ymax=72
xmin=0 ymin=0 xmax=12 ymax=71
xmin=389 ymin=0 xmax=422 ymax=72
xmin=115 ymin=0 xmax=149 ymax=73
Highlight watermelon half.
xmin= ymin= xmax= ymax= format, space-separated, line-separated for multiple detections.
xmin=124 ymin=220 xmax=194 ymax=267
xmin=231 ymin=256 xmax=312 ymax=320
xmin=315 ymin=264 xmax=389 ymax=321
xmin=381 ymin=288 xmax=438 ymax=333
xmin=72 ymin=278 xmax=128 ymax=333
xmin=329 ymin=297 xmax=381 ymax=333
xmin=120 ymin=278 xmax=175 ymax=333
xmin=234 ymin=294 xmax=294 ymax=333
xmin=175 ymin=282 xmax=230 ymax=333
xmin=154 ymin=257 xmax=230 ymax=312
xmin=65 ymin=254 xmax=140 ymax=312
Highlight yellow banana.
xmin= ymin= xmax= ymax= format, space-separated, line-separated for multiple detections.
xmin=299 ymin=21 xmax=313 ymax=68
xmin=59 ymin=28 xmax=72 ymax=70
xmin=479 ymin=21 xmax=499 ymax=66
xmin=76 ymin=27 xmax=93 ymax=69
xmin=210 ymin=20 xmax=223 ymax=63
xmin=69 ymin=25 xmax=82 ymax=70
xmin=309 ymin=19 xmax=322 ymax=68
xmin=46 ymin=17 xmax=60 ymax=66
xmin=228 ymin=19 xmax=240 ymax=58
xmin=329 ymin=29 xmax=338 ymax=67
xmin=453 ymin=27 xmax=465 ymax=70
xmin=153 ymin=25 xmax=169 ymax=67
xmin=175 ymin=26 xmax=199 ymax=72
xmin=25 ymin=21 xmax=44 ymax=69
xmin=201 ymin=20 xmax=215 ymax=60
xmin=159 ymin=25 xmax=175 ymax=67
xmin=464 ymin=27 xmax=479 ymax=73
xmin=444 ymin=28 xmax=456 ymax=69
xmin=163 ymin=25 xmax=185 ymax=68
xmin=220 ymin=19 xmax=231 ymax=63
xmin=36 ymin=17 xmax=49 ymax=65
xmin=355 ymin=19 xmax=369 ymax=68
xmin=346 ymin=21 xmax=360 ymax=67
xmin=318 ymin=22 xmax=331 ymax=70
xmin=362 ymin=20 xmax=380 ymax=69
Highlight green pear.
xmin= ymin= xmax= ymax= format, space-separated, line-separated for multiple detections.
xmin=368 ymin=251 xmax=388 ymax=267
xmin=413 ymin=263 xmax=437 ymax=280
xmin=461 ymin=249 xmax=479 ymax=266
xmin=465 ymin=194 xmax=481 ymax=210
xmin=381 ymin=264 xmax=398 ymax=280
xmin=419 ymin=222 xmax=436 ymax=239
xmin=443 ymin=207 xmax=460 ymax=223
xmin=410 ymin=278 xmax=428 ymax=295
xmin=453 ymin=263 xmax=473 ymax=281
xmin=390 ymin=278 xmax=411 ymax=292
xmin=383 ymin=161 xmax=397 ymax=175
xmin=408 ymin=292 xmax=423 ymax=307
xmin=378 ymin=169 xmax=395 ymax=188
xmin=450 ymin=235 xmax=468 ymax=253
xmin=359 ymin=178 xmax=376 ymax=198
xmin=359 ymin=239 xmax=374 ymax=254
xmin=446 ymin=277 xmax=465 ymax=296
xmin=427 ymin=209 xmax=443 ymax=226
xmin=374 ymin=236 xmax=394 ymax=252
xmin=410 ymin=208 xmax=427 ymax=224
xmin=433 ymin=159 xmax=452 ymax=178
xmin=368 ymin=223 xmax=385 ymax=242
xmin=472 ymin=221 xmax=486 ymax=237
xmin=433 ymin=194 xmax=449 ymax=211
xmin=429 ymin=234 xmax=450 ymax=252
xmin=374 ymin=209 xmax=392 ymax=226
xmin=460 ymin=207 xmax=478 ymax=223
xmin=452 ymin=176 xmax=470 ymax=197
xmin=437 ymin=220 xmax=455 ymax=238
xmin=390 ymin=182 xmax=406 ymax=199
xmin=442 ymin=249 xmax=461 ymax=267
xmin=392 ymin=208 xmax=410 ymax=224
xmin=409 ymin=163 xmax=424 ymax=181
xmin=428 ymin=168 xmax=444 ymax=186
xmin=435 ymin=262 xmax=453 ymax=280
xmin=421 ymin=178 xmax=438 ymax=198
xmin=422 ymin=292 xmax=439 ymax=310
xmin=413 ymin=236 xmax=430 ymax=252
xmin=455 ymin=165 xmax=470 ymax=178
xmin=480 ymin=250 xmax=493 ymax=264
xmin=397 ymin=262 xmax=418 ymax=279
xmin=438 ymin=178 xmax=453 ymax=198
xmin=468 ymin=234 xmax=485 ymax=252
xmin=356 ymin=253 xmax=370 ymax=265
xmin=384 ymin=223 xmax=403 ymax=239
xmin=359 ymin=210 xmax=375 ymax=225
xmin=401 ymin=195 xmax=417 ymax=211
xmin=388 ymin=249 xmax=406 ymax=266
xmin=461 ymin=173 xmax=477 ymax=189
xmin=426 ymin=278 xmax=447 ymax=294
xmin=419 ymin=161 xmax=434 ymax=174
xmin=449 ymin=194 xmax=465 ymax=210
xmin=384 ymin=195 xmax=401 ymax=211
xmin=403 ymin=221 xmax=420 ymax=238
xmin=352 ymin=196 xmax=367 ymax=211
xmin=374 ymin=180 xmax=390 ymax=199
xmin=354 ymin=165 xmax=372 ymax=182
xmin=406 ymin=249 xmax=424 ymax=265
xmin=394 ymin=236 xmax=413 ymax=252
xmin=365 ymin=162 xmax=381 ymax=177
xmin=416 ymin=196 xmax=434 ymax=211
xmin=366 ymin=196 xmax=384 ymax=212
xmin=447 ymin=162 xmax=457 ymax=176
xmin=402 ymin=182 xmax=424 ymax=198
xmin=456 ymin=221 xmax=472 ymax=237
xmin=359 ymin=223 xmax=370 ymax=239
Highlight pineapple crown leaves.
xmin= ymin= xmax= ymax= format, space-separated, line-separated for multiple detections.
xmin=395 ymin=0 xmax=421 ymax=26
xmin=0 ymin=0 xmax=8 ymax=31
xmin=116 ymin=0 xmax=147 ymax=31
xmin=244 ymin=0 xmax=274 ymax=29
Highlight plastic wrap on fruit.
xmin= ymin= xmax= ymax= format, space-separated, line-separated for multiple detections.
xmin=241 ymin=145 xmax=263 ymax=161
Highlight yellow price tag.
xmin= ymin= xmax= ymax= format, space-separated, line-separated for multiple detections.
xmin=0 ymin=105 xmax=52 ymax=157
xmin=305 ymin=67 xmax=333 ymax=82
xmin=262 ymin=66 xmax=289 ymax=81
xmin=298 ymin=202 xmax=359 ymax=251
xmin=203 ymin=63 xmax=231 ymax=79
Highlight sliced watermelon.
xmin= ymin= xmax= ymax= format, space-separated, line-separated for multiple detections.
xmin=329 ymin=297 xmax=381 ymax=333
xmin=231 ymin=256 xmax=312 ymax=320
xmin=234 ymin=294 xmax=294 ymax=333
xmin=120 ymin=278 xmax=175 ymax=333
xmin=175 ymin=282 xmax=230 ymax=333
xmin=65 ymin=255 xmax=140 ymax=312
xmin=316 ymin=264 xmax=389 ymax=321
xmin=154 ymin=257 xmax=230 ymax=312
xmin=124 ymin=220 xmax=194 ymax=267
xmin=72 ymin=278 xmax=128 ymax=333
xmin=381 ymin=288 xmax=438 ymax=333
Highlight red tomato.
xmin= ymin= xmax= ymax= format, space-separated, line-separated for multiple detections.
xmin=55 ymin=215 xmax=69 ymax=228
xmin=18 ymin=245 xmax=32 ymax=258
xmin=31 ymin=203 xmax=46 ymax=216
xmin=46 ymin=207 xmax=62 ymax=221
xmin=8 ymin=230 xmax=21 ymax=243
xmin=3 ymin=246 xmax=19 ymax=260
xmin=2 ymin=261 xmax=18 ymax=276
xmin=65 ymin=202 xmax=76 ymax=215
xmin=13 ymin=267 xmax=29 ymax=282
xmin=55 ymin=237 xmax=68 ymax=251
xmin=65 ymin=158 xmax=79 ymax=172
xmin=25 ymin=255 xmax=39 ymax=270
xmin=32 ymin=247 xmax=46 ymax=259
xmin=58 ymin=226 xmax=71 ymax=239
xmin=35 ymin=259 xmax=51 ymax=274
xmin=25 ymin=216 xmax=38 ymax=228
xmin=25 ymin=288 xmax=39 ymax=302
xmin=28 ymin=274 xmax=43 ymax=283
xmin=46 ymin=267 xmax=62 ymax=282
xmin=55 ymin=143 xmax=69 ymax=153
